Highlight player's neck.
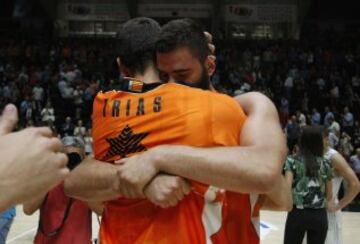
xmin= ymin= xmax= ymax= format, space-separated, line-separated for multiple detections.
xmin=133 ymin=65 xmax=159 ymax=84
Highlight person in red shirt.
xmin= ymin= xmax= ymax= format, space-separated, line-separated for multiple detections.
xmin=24 ymin=136 xmax=98 ymax=244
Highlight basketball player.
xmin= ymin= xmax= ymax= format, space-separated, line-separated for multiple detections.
xmin=65 ymin=18 xmax=289 ymax=243
xmin=0 ymin=104 xmax=68 ymax=212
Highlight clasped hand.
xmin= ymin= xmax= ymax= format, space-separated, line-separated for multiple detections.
xmin=112 ymin=151 xmax=190 ymax=208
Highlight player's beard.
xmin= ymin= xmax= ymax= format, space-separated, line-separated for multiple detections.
xmin=179 ymin=66 xmax=210 ymax=90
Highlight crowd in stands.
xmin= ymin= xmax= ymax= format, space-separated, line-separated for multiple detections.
xmin=1 ymin=29 xmax=360 ymax=168
xmin=0 ymin=38 xmax=119 ymax=154
xmin=213 ymin=30 xmax=360 ymax=163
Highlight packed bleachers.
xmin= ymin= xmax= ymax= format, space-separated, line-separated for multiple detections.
xmin=1 ymin=29 xmax=360 ymax=160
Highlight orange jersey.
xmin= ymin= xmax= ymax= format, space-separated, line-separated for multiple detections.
xmin=92 ymin=83 xmax=261 ymax=244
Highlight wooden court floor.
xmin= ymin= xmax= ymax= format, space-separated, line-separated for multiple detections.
xmin=6 ymin=207 xmax=360 ymax=243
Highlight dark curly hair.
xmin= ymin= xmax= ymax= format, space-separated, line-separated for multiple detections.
xmin=156 ymin=18 xmax=209 ymax=62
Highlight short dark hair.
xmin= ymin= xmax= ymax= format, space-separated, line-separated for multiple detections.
xmin=116 ymin=17 xmax=161 ymax=74
xmin=156 ymin=18 xmax=209 ymax=62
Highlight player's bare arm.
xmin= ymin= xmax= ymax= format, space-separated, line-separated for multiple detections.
xmin=64 ymin=156 xmax=122 ymax=202
xmin=115 ymin=92 xmax=288 ymax=197
xmin=261 ymin=172 xmax=293 ymax=211
xmin=64 ymin=156 xmax=190 ymax=207
xmin=328 ymin=152 xmax=360 ymax=212
xmin=236 ymin=92 xmax=292 ymax=211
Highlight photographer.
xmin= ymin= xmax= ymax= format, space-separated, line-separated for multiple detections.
xmin=23 ymin=136 xmax=100 ymax=244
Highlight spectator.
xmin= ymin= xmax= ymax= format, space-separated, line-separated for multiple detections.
xmin=62 ymin=65 xmax=77 ymax=84
xmin=73 ymin=120 xmax=86 ymax=138
xmin=41 ymin=101 xmax=55 ymax=123
xmin=339 ymin=132 xmax=354 ymax=160
xmin=18 ymin=67 xmax=29 ymax=84
xmin=328 ymin=117 xmax=341 ymax=138
xmin=58 ymin=78 xmax=68 ymax=98
xmin=20 ymin=96 xmax=33 ymax=125
xmin=83 ymin=129 xmax=93 ymax=155
xmin=32 ymin=83 xmax=45 ymax=113
xmin=73 ymin=85 xmax=83 ymax=120
xmin=23 ymin=136 xmax=97 ymax=244
xmin=323 ymin=107 xmax=334 ymax=127
xmin=9 ymin=82 xmax=20 ymax=104
xmin=61 ymin=117 xmax=75 ymax=136
xmin=353 ymin=121 xmax=360 ymax=149
xmin=73 ymin=65 xmax=82 ymax=82
xmin=342 ymin=107 xmax=354 ymax=136
xmin=284 ymin=126 xmax=333 ymax=244
xmin=285 ymin=116 xmax=301 ymax=152
xmin=317 ymin=77 xmax=326 ymax=92
xmin=280 ymin=97 xmax=290 ymax=127
xmin=1 ymin=83 xmax=12 ymax=103
xmin=301 ymin=93 xmax=309 ymax=115
xmin=41 ymin=66 xmax=51 ymax=84
xmin=296 ymin=110 xmax=307 ymax=127
xmin=284 ymin=74 xmax=294 ymax=98
xmin=328 ymin=131 xmax=339 ymax=149
xmin=350 ymin=149 xmax=360 ymax=179
xmin=58 ymin=79 xmax=74 ymax=99
xmin=330 ymin=84 xmax=340 ymax=103
xmin=311 ymin=108 xmax=321 ymax=125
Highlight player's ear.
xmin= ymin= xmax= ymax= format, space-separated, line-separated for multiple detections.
xmin=204 ymin=55 xmax=216 ymax=77
xmin=117 ymin=57 xmax=131 ymax=77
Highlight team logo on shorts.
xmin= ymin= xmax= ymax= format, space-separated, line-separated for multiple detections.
xmin=103 ymin=125 xmax=149 ymax=160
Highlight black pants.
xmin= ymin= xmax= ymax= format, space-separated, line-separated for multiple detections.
xmin=284 ymin=207 xmax=328 ymax=244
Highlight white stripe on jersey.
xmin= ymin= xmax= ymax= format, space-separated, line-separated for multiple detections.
xmin=202 ymin=186 xmax=224 ymax=244
xmin=250 ymin=193 xmax=260 ymax=237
